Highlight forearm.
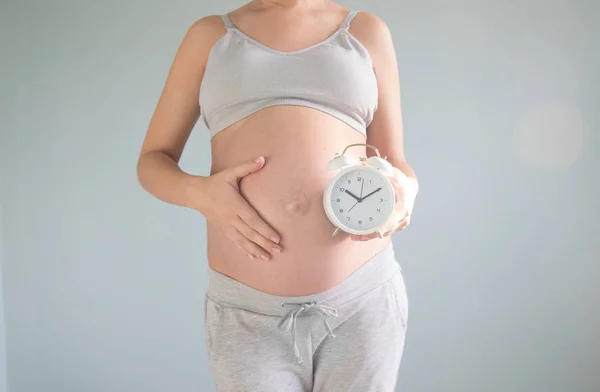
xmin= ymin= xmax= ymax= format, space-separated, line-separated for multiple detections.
xmin=136 ymin=151 xmax=205 ymax=210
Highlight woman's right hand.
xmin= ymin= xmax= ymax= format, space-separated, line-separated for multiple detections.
xmin=189 ymin=156 xmax=281 ymax=261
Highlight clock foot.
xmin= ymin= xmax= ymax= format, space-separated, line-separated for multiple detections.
xmin=376 ymin=230 xmax=384 ymax=239
xmin=332 ymin=227 xmax=340 ymax=236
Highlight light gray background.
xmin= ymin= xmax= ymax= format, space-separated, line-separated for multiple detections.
xmin=1 ymin=0 xmax=598 ymax=391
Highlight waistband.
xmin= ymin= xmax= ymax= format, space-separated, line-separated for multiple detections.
xmin=206 ymin=241 xmax=400 ymax=317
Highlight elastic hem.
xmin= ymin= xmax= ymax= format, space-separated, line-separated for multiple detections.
xmin=207 ymin=97 xmax=368 ymax=140
xmin=206 ymin=241 xmax=400 ymax=317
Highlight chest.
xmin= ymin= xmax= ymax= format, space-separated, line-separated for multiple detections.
xmin=200 ymin=30 xmax=378 ymax=108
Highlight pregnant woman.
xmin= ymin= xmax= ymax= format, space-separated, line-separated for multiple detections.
xmin=137 ymin=1 xmax=419 ymax=391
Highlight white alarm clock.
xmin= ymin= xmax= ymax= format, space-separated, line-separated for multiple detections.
xmin=323 ymin=143 xmax=397 ymax=238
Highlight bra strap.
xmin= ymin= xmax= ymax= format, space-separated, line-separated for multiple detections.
xmin=340 ymin=10 xmax=359 ymax=31
xmin=220 ymin=14 xmax=234 ymax=29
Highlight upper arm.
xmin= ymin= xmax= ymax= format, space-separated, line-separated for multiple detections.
xmin=139 ymin=15 xmax=225 ymax=162
xmin=350 ymin=12 xmax=406 ymax=161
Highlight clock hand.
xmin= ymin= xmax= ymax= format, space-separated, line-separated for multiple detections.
xmin=359 ymin=177 xmax=365 ymax=199
xmin=344 ymin=189 xmax=361 ymax=202
xmin=348 ymin=200 xmax=359 ymax=212
xmin=360 ymin=187 xmax=382 ymax=202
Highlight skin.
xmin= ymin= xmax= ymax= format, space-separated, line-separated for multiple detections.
xmin=137 ymin=0 xmax=419 ymax=296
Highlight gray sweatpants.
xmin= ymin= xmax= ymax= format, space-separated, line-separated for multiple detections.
xmin=204 ymin=242 xmax=408 ymax=392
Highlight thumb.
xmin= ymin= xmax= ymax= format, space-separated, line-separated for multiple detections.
xmin=227 ymin=156 xmax=265 ymax=180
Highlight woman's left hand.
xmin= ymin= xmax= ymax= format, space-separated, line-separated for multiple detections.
xmin=350 ymin=166 xmax=418 ymax=241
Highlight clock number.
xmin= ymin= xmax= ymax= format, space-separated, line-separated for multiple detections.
xmin=369 ymin=217 xmax=373 ymax=221
xmin=336 ymin=198 xmax=340 ymax=202
xmin=339 ymin=208 xmax=344 ymax=213
xmin=358 ymin=220 xmax=362 ymax=225
xmin=357 ymin=177 xmax=362 ymax=182
xmin=377 ymin=208 xmax=381 ymax=212
xmin=347 ymin=180 xmax=351 ymax=184
xmin=340 ymin=187 xmax=345 ymax=192
xmin=380 ymin=198 xmax=384 ymax=202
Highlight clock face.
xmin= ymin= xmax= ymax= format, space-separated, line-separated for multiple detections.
xmin=328 ymin=167 xmax=395 ymax=233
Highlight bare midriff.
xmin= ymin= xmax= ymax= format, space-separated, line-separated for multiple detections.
xmin=207 ymin=106 xmax=391 ymax=296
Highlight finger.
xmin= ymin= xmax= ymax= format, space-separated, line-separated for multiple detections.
xmin=382 ymin=221 xmax=401 ymax=236
xmin=392 ymin=209 xmax=410 ymax=226
xmin=382 ymin=227 xmax=395 ymax=236
xmin=227 ymin=156 xmax=266 ymax=180
xmin=229 ymin=228 xmax=271 ymax=261
xmin=227 ymin=228 xmax=256 ymax=258
xmin=350 ymin=232 xmax=379 ymax=241
xmin=237 ymin=202 xmax=281 ymax=245
xmin=386 ymin=217 xmax=410 ymax=234
xmin=397 ymin=219 xmax=410 ymax=230
xmin=235 ymin=216 xmax=281 ymax=257
xmin=384 ymin=227 xmax=396 ymax=236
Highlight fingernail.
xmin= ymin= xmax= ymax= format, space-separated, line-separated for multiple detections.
xmin=254 ymin=156 xmax=264 ymax=163
xmin=272 ymin=246 xmax=281 ymax=253
xmin=271 ymin=236 xmax=280 ymax=244
xmin=261 ymin=254 xmax=270 ymax=261
xmin=248 ymin=253 xmax=255 ymax=260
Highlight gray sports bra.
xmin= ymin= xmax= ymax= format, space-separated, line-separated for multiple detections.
xmin=199 ymin=10 xmax=379 ymax=139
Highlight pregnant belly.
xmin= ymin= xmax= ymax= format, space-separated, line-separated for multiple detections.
xmin=206 ymin=107 xmax=391 ymax=296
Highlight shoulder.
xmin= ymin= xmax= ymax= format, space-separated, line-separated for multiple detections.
xmin=348 ymin=11 xmax=395 ymax=59
xmin=171 ymin=14 xmax=230 ymax=62
xmin=349 ymin=11 xmax=395 ymax=55
xmin=352 ymin=11 xmax=391 ymax=34
xmin=186 ymin=15 xmax=229 ymax=43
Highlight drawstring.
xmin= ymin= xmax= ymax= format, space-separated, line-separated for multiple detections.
xmin=277 ymin=301 xmax=339 ymax=364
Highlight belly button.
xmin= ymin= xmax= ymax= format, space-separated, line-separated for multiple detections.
xmin=284 ymin=196 xmax=310 ymax=216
